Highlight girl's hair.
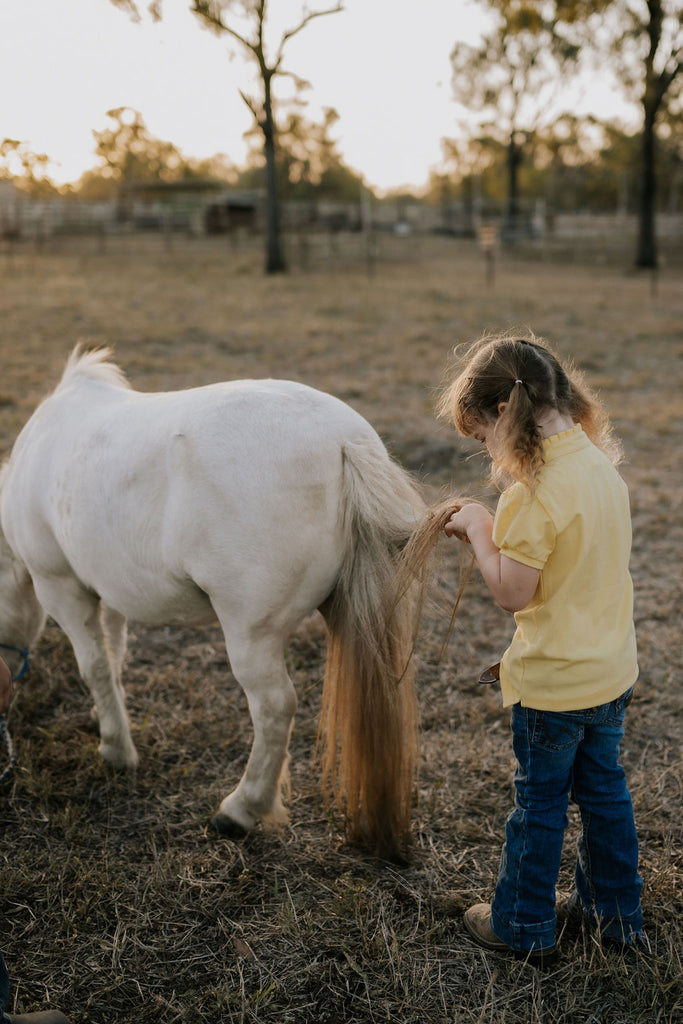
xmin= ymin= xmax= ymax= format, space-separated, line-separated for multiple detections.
xmin=437 ymin=332 xmax=622 ymax=489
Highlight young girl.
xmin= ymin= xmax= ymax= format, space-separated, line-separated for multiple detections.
xmin=441 ymin=333 xmax=643 ymax=964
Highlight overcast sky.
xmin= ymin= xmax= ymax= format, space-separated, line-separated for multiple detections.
xmin=1 ymin=0 xmax=638 ymax=193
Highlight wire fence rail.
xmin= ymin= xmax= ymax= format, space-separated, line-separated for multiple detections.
xmin=1 ymin=210 xmax=681 ymax=272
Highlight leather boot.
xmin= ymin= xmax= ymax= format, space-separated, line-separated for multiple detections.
xmin=463 ymin=902 xmax=557 ymax=966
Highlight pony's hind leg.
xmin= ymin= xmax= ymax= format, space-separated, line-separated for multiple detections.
xmin=212 ymin=626 xmax=297 ymax=838
xmin=30 ymin=575 xmax=138 ymax=768
xmin=100 ymin=603 xmax=128 ymax=696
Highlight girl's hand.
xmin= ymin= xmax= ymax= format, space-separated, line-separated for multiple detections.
xmin=445 ymin=505 xmax=540 ymax=612
xmin=444 ymin=503 xmax=493 ymax=543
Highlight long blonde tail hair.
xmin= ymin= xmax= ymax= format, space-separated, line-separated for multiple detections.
xmin=396 ymin=497 xmax=476 ymax=662
xmin=318 ymin=439 xmax=424 ymax=862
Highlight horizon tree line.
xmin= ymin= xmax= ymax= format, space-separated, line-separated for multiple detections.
xmin=2 ymin=0 xmax=681 ymax=270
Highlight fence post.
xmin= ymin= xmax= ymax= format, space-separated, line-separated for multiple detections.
xmin=478 ymin=223 xmax=498 ymax=286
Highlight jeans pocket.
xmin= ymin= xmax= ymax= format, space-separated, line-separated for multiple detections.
xmin=530 ymin=709 xmax=584 ymax=752
xmin=606 ymin=687 xmax=633 ymax=725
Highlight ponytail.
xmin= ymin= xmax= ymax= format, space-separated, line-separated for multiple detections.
xmin=496 ymin=376 xmax=545 ymax=489
xmin=439 ymin=332 xmax=623 ymax=490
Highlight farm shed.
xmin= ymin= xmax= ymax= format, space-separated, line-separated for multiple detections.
xmin=204 ymin=192 xmax=261 ymax=234
xmin=117 ymin=178 xmax=228 ymax=232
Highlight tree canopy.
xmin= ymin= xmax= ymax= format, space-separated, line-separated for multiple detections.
xmin=450 ymin=0 xmax=591 ymax=232
xmin=66 ymin=108 xmax=238 ymax=199
xmin=0 ymin=139 xmax=55 ymax=195
xmin=239 ymin=102 xmax=364 ymax=200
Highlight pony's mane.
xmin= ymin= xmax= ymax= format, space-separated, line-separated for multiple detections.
xmin=59 ymin=344 xmax=130 ymax=391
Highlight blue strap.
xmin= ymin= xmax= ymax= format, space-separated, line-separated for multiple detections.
xmin=0 ymin=642 xmax=30 ymax=681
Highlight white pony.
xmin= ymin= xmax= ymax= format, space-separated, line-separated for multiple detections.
xmin=0 ymin=347 xmax=424 ymax=859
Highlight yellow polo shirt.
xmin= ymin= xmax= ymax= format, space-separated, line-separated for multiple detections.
xmin=493 ymin=424 xmax=638 ymax=710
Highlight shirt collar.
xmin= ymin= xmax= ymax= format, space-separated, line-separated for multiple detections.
xmin=541 ymin=423 xmax=586 ymax=460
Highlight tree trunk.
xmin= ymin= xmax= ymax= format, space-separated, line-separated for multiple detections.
xmin=635 ymin=0 xmax=666 ymax=269
xmin=502 ymin=134 xmax=522 ymax=241
xmin=635 ymin=101 xmax=658 ymax=268
xmin=262 ymin=72 xmax=286 ymax=275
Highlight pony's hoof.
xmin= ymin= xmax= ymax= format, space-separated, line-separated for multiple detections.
xmin=99 ymin=741 xmax=139 ymax=769
xmin=211 ymin=813 xmax=249 ymax=840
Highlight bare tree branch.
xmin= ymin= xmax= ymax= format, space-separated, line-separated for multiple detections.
xmin=107 ymin=0 xmax=143 ymax=20
xmin=275 ymin=4 xmax=344 ymax=68
xmin=239 ymin=89 xmax=262 ymax=125
xmin=190 ymin=1 xmax=256 ymax=55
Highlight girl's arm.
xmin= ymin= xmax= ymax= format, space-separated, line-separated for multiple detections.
xmin=445 ymin=504 xmax=540 ymax=613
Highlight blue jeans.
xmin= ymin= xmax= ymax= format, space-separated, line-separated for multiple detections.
xmin=490 ymin=689 xmax=643 ymax=953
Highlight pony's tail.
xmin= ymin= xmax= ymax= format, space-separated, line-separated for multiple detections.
xmin=318 ymin=438 xmax=425 ymax=862
xmin=396 ymin=498 xmax=477 ymax=662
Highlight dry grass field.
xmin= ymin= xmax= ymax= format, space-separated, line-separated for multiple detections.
xmin=0 ymin=233 xmax=681 ymax=1023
